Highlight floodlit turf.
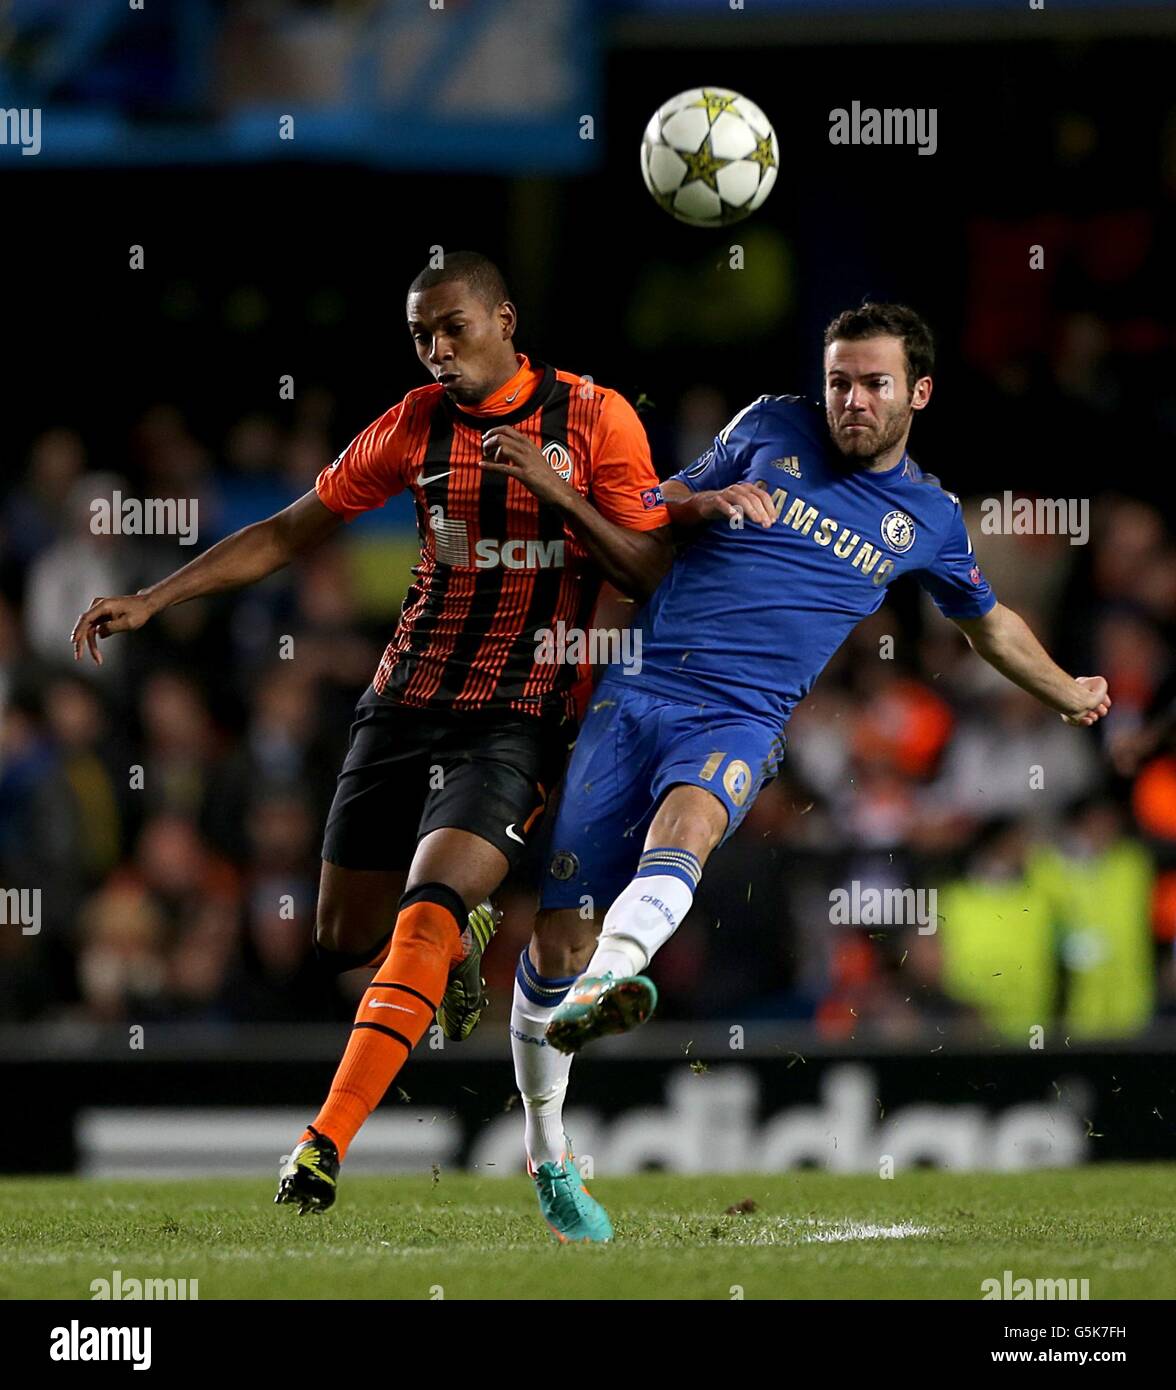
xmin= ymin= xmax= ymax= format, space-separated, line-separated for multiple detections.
xmin=2 ymin=1166 xmax=1174 ymax=1300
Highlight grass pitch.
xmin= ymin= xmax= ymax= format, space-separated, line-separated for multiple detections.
xmin=2 ymin=1166 xmax=1174 ymax=1300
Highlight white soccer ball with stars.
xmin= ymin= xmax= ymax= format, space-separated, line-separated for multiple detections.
xmin=640 ymin=87 xmax=778 ymax=228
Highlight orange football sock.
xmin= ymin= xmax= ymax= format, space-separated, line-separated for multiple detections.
xmin=307 ymin=886 xmax=465 ymax=1161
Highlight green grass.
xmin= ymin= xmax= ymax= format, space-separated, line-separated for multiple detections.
xmin=2 ymin=1166 xmax=1174 ymax=1300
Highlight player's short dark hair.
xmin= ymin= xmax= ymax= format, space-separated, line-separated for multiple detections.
xmin=823 ymin=302 xmax=935 ymax=392
xmin=407 ymin=251 xmax=511 ymax=312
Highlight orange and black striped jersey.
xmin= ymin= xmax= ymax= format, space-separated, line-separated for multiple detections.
xmin=315 ymin=355 xmax=668 ymax=719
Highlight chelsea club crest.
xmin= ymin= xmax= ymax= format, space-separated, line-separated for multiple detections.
xmin=549 ymin=850 xmax=579 ymax=881
xmin=880 ymin=510 xmax=916 ymax=554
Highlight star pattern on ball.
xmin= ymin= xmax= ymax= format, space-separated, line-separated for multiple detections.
xmin=689 ymin=90 xmax=740 ymax=123
xmin=749 ymin=134 xmax=777 ymax=172
xmin=680 ymin=139 xmax=724 ymax=192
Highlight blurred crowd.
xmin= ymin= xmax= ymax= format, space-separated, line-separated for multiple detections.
xmin=1 ymin=387 xmax=1174 ymax=1043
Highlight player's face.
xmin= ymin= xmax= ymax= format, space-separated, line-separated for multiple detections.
xmin=824 ymin=336 xmax=928 ymax=464
xmin=406 ymin=282 xmax=517 ymax=406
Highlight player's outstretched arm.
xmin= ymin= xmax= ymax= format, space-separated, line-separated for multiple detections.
xmin=951 ymin=602 xmax=1111 ymax=727
xmin=660 ymin=478 xmax=776 ymax=530
xmin=70 ymin=489 xmax=343 ymax=666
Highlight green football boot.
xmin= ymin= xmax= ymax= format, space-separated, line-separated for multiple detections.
xmin=274 ymin=1126 xmax=339 ymax=1215
xmin=544 ymin=972 xmax=658 ymax=1055
xmin=530 ymin=1144 xmax=614 ymax=1244
xmin=436 ymin=900 xmax=500 ymax=1042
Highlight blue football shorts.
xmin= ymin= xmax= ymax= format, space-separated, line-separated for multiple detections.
xmin=539 ymin=682 xmax=786 ymax=912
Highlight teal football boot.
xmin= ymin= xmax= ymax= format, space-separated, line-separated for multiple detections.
xmin=544 ymin=972 xmax=658 ymax=1055
xmin=530 ymin=1143 xmax=614 ymax=1244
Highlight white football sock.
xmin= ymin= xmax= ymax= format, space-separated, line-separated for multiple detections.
xmin=588 ymin=936 xmax=648 ymax=979
xmin=510 ymin=951 xmax=576 ymax=1169
xmin=585 ymin=849 xmax=702 ymax=979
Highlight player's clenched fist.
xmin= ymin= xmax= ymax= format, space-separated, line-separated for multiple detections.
xmin=698 ymin=481 xmax=776 ymax=528
xmin=71 ymin=593 xmax=155 ymax=666
xmin=1061 ymin=675 xmax=1112 ymax=727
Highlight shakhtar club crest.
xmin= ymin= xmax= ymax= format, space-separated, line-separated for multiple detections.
xmin=543 ymin=441 xmax=573 ymax=482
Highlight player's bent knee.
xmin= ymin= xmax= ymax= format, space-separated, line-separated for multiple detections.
xmin=650 ymin=785 xmax=727 ymax=856
xmin=407 ymin=829 xmax=508 ymax=911
xmin=315 ymin=862 xmax=405 ymax=957
xmin=314 ymin=886 xmax=370 ymax=951
xmin=532 ymin=908 xmax=597 ymax=978
xmin=312 ymin=909 xmax=390 ymax=974
xmin=313 ymin=907 xmax=346 ymax=954
xmin=313 ymin=887 xmax=387 ymax=958
xmin=394 ymin=882 xmax=467 ymax=966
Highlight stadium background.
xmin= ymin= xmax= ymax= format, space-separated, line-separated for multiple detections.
xmin=2 ymin=0 xmax=1175 ymax=1177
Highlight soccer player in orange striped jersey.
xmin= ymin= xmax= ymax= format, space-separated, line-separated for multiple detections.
xmin=70 ymin=252 xmax=670 ymax=1220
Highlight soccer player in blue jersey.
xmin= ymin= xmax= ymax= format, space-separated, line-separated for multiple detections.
xmin=509 ymin=303 xmax=1111 ymax=1242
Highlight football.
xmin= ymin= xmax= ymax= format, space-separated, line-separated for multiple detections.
xmin=640 ymin=86 xmax=779 ymax=227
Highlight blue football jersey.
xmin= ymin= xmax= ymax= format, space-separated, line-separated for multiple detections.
xmin=608 ymin=395 xmax=996 ymax=726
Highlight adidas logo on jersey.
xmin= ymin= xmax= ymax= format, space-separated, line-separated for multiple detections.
xmin=770 ymin=456 xmax=802 ymax=477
